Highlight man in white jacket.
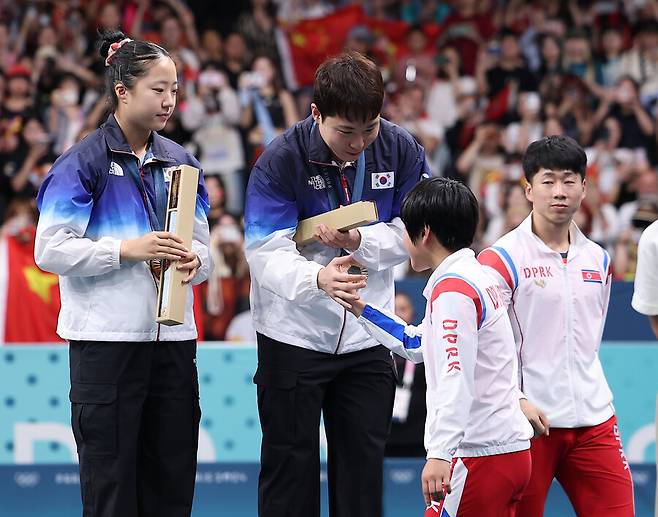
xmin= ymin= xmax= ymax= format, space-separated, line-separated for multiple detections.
xmin=478 ymin=135 xmax=634 ymax=517
xmin=335 ymin=177 xmax=534 ymax=516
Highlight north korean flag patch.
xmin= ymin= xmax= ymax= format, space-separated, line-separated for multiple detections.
xmin=372 ymin=171 xmax=394 ymax=189
xmin=581 ymin=269 xmax=602 ymax=283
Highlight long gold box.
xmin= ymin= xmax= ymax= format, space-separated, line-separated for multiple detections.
xmin=293 ymin=201 xmax=379 ymax=245
xmin=156 ymin=165 xmax=199 ymax=326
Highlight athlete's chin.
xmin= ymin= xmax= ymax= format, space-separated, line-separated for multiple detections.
xmin=151 ymin=119 xmax=168 ymax=132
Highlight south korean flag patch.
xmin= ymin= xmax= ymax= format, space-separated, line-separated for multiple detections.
xmin=372 ymin=171 xmax=394 ymax=189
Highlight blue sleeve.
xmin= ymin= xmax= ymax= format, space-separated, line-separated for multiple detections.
xmin=36 ymin=149 xmax=98 ymax=232
xmin=391 ymin=134 xmax=431 ymax=218
xmin=244 ymin=148 xmax=299 ymax=246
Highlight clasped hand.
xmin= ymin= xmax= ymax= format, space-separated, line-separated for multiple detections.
xmin=120 ymin=231 xmax=200 ymax=284
xmin=317 ymin=254 xmax=367 ymax=315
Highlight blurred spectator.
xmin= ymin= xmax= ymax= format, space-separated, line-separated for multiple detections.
xmin=400 ymin=0 xmax=450 ymax=24
xmin=235 ymin=0 xmax=280 ymax=65
xmin=456 ymin=121 xmax=505 ymax=200
xmin=439 ymin=0 xmax=495 ymax=76
xmin=386 ymin=84 xmax=442 ymax=172
xmin=620 ymin=19 xmax=658 ymax=102
xmin=181 ymin=65 xmax=244 ymax=214
xmin=159 ymin=12 xmax=200 ymax=77
xmin=483 ymin=179 xmax=531 ymax=246
xmin=593 ymin=75 xmax=655 ymax=154
xmin=614 ymin=197 xmax=658 ymax=280
xmin=617 ymin=166 xmax=658 ymax=231
xmin=503 ymin=91 xmax=543 ymax=154
xmin=597 ymin=25 xmax=626 ymax=88
xmin=203 ymin=214 xmax=250 ymax=341
xmin=0 ymin=118 xmax=52 ymax=222
xmin=573 ymin=180 xmax=620 ymax=249
xmin=536 ymin=33 xmax=563 ymax=81
xmin=276 ymin=0 xmax=334 ymax=23
xmin=343 ymin=24 xmax=378 ymax=63
xmin=239 ymin=54 xmax=298 ymax=165
xmin=204 ymin=175 xmax=228 ymax=229
xmin=3 ymin=64 xmax=34 ymax=120
xmin=425 ymin=45 xmax=461 ymax=134
xmin=198 ymin=28 xmax=223 ymax=66
xmin=220 ymin=32 xmax=249 ymax=90
xmin=47 ymin=74 xmax=85 ymax=154
xmin=394 ymin=24 xmax=437 ymax=91
xmin=563 ymin=28 xmax=600 ymax=88
xmin=443 ymin=76 xmax=484 ymax=161
xmin=478 ymin=29 xmax=537 ymax=100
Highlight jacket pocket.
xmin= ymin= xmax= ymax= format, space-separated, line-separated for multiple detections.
xmin=70 ymin=382 xmax=118 ymax=458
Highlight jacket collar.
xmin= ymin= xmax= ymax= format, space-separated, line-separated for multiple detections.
xmin=519 ymin=212 xmax=587 ymax=259
xmin=100 ymin=114 xmax=177 ymax=164
xmin=423 ymin=248 xmax=475 ymax=300
xmin=306 ymin=116 xmax=340 ymax=167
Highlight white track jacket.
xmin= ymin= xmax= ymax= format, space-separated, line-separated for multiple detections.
xmin=478 ymin=215 xmax=614 ymax=428
xmin=357 ymin=248 xmax=532 ymax=462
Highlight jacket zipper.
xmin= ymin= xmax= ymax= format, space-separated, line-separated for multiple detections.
xmin=562 ymin=254 xmax=576 ymax=421
xmin=114 ymin=148 xmax=163 ymax=341
xmin=334 ymin=309 xmax=347 ymax=354
xmin=139 ymin=164 xmax=163 ymax=342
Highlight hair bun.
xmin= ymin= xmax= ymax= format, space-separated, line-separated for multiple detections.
xmin=98 ymin=28 xmax=128 ymax=59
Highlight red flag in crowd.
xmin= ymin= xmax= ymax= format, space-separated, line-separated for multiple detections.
xmin=278 ymin=6 xmax=440 ymax=89
xmin=485 ymin=81 xmax=518 ymax=122
xmin=0 ymin=231 xmax=207 ymax=344
xmin=0 ymin=231 xmax=62 ymax=344
xmin=278 ymin=6 xmax=363 ymax=89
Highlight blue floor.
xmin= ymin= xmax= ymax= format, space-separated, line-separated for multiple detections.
xmin=1 ymin=461 xmax=655 ymax=516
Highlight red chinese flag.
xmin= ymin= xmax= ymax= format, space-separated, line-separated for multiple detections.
xmin=1 ymin=232 xmax=62 ymax=343
xmin=279 ymin=6 xmax=364 ymax=88
xmin=363 ymin=17 xmax=410 ymax=58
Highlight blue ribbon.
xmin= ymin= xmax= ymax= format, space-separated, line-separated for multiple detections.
xmin=311 ymin=123 xmax=366 ymax=209
xmin=352 ymin=152 xmax=365 ymax=203
xmin=127 ymin=162 xmax=167 ymax=231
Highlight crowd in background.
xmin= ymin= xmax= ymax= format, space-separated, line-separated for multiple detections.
xmin=2 ymin=0 xmax=658 ymax=342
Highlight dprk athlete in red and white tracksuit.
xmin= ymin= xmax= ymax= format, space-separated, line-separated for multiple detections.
xmin=357 ymin=248 xmax=534 ymax=517
xmin=479 ymin=214 xmax=634 ymax=516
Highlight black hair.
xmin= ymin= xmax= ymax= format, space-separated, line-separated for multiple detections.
xmin=401 ymin=177 xmax=479 ymax=252
xmin=616 ymin=74 xmax=640 ymax=92
xmin=498 ymin=28 xmax=519 ymax=40
xmin=522 ymin=135 xmax=587 ymax=182
xmin=406 ymin=24 xmax=426 ymax=37
xmin=97 ymin=28 xmax=171 ymax=111
xmin=634 ymin=19 xmax=658 ymax=36
xmin=566 ymin=27 xmax=591 ymax=41
xmin=313 ymin=51 xmax=384 ymax=123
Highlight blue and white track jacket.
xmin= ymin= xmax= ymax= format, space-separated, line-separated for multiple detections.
xmin=244 ymin=116 xmax=429 ymax=353
xmin=35 ymin=115 xmax=211 ymax=342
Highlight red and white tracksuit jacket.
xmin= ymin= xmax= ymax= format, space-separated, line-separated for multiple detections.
xmin=478 ymin=214 xmax=614 ymax=428
xmin=357 ymin=248 xmax=533 ymax=462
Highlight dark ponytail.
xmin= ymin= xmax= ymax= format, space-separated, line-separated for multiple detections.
xmin=97 ymin=29 xmax=171 ymax=111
